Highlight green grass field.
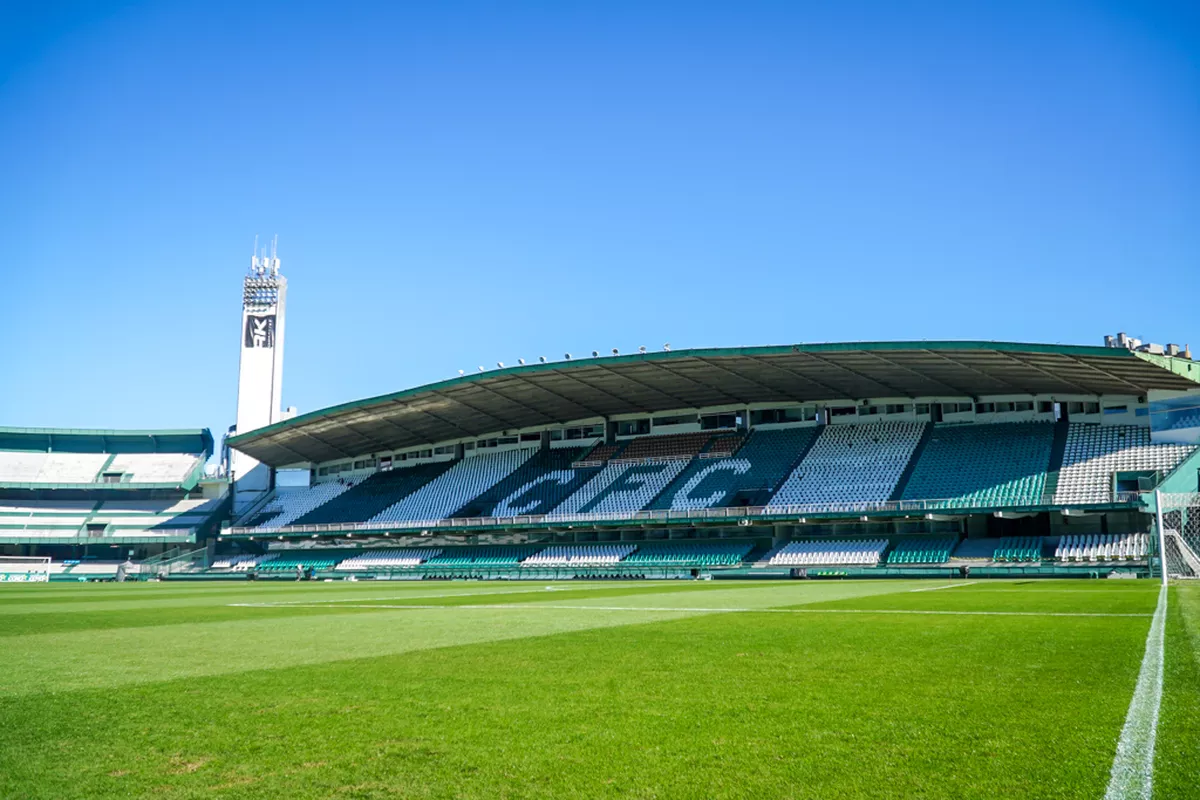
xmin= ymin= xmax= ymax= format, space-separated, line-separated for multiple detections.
xmin=1 ymin=578 xmax=1197 ymax=799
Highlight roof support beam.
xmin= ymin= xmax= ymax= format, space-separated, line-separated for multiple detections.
xmin=690 ymin=357 xmax=788 ymax=401
xmin=551 ymin=370 xmax=653 ymax=414
xmin=796 ymin=351 xmax=911 ymax=398
xmin=853 ymin=350 xmax=975 ymax=398
xmin=992 ymin=351 xmax=1094 ymax=395
xmin=292 ymin=428 xmax=356 ymax=460
xmin=437 ymin=392 xmax=526 ymax=431
xmin=339 ymin=420 xmax=395 ymax=454
xmin=635 ymin=359 xmax=746 ymax=406
xmin=376 ymin=409 xmax=436 ymax=444
xmin=413 ymin=406 xmax=478 ymax=438
xmin=743 ymin=354 xmax=848 ymax=399
xmin=266 ymin=440 xmax=314 ymax=465
xmin=451 ymin=383 xmax=560 ymax=427
xmin=1062 ymin=356 xmax=1147 ymax=395
xmin=591 ymin=361 xmax=706 ymax=409
xmin=917 ymin=350 xmax=1025 ymax=398
xmin=507 ymin=374 xmax=609 ymax=422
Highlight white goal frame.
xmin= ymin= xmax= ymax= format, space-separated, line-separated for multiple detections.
xmin=1159 ymin=491 xmax=1200 ymax=581
xmin=0 ymin=556 xmax=52 ymax=583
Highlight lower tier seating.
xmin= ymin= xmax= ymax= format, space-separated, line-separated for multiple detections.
xmin=334 ymin=548 xmax=442 ymax=570
xmin=622 ymin=541 xmax=752 ymax=566
xmin=769 ymin=538 xmax=888 ymax=566
xmin=255 ymin=551 xmax=355 ymax=572
xmin=422 ymin=546 xmax=542 ymax=566
xmin=1055 ymin=533 xmax=1150 ymax=561
xmin=448 ymin=447 xmax=597 ymax=518
xmin=521 ymin=544 xmax=636 ymax=566
xmin=951 ymin=537 xmax=1043 ymax=562
xmin=551 ymin=460 xmax=690 ymax=515
xmin=885 ymin=536 xmax=958 ymax=565
xmin=369 ymin=449 xmax=536 ymax=524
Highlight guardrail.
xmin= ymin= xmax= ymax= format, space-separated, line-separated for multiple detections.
xmin=227 ymin=491 xmax=1145 ymax=538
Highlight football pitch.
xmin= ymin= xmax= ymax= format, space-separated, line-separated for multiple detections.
xmin=1 ymin=579 xmax=1198 ymax=799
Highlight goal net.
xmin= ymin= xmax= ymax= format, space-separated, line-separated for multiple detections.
xmin=1160 ymin=492 xmax=1200 ymax=580
xmin=0 ymin=556 xmax=52 ymax=583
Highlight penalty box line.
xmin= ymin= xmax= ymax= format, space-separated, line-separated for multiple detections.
xmin=228 ymin=601 xmax=1152 ymax=618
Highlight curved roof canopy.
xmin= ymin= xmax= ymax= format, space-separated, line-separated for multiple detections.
xmin=228 ymin=341 xmax=1200 ymax=467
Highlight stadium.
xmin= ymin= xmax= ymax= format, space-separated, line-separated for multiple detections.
xmin=3 ymin=261 xmax=1200 ymax=798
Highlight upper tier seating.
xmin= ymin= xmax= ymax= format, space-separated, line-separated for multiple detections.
xmin=769 ymin=538 xmax=888 ymax=566
xmin=0 ymin=452 xmax=108 ymax=483
xmin=334 ymin=548 xmax=441 ymax=570
xmin=768 ymin=422 xmax=927 ymax=507
xmin=621 ymin=541 xmax=753 ymax=566
xmin=422 ymin=545 xmax=542 ymax=566
xmin=1054 ymin=425 xmax=1196 ymax=504
xmin=550 ymin=460 xmax=690 ymax=515
xmin=448 ymin=447 xmax=597 ymax=518
xmin=701 ymin=434 xmax=745 ymax=459
xmin=103 ymin=453 xmax=201 ymax=483
xmin=369 ymin=449 xmax=535 ymax=524
xmin=615 ymin=432 xmax=716 ymax=463
xmin=575 ymin=442 xmax=625 ymax=466
xmin=289 ymin=461 xmax=455 ymax=527
xmin=900 ymin=422 xmax=1054 ymax=508
xmin=1055 ymin=533 xmax=1150 ymax=561
xmin=239 ymin=480 xmax=360 ymax=529
xmin=0 ymin=497 xmax=222 ymax=538
xmin=521 ymin=544 xmax=636 ymax=567
xmin=650 ymin=428 xmax=819 ymax=511
xmin=885 ymin=536 xmax=958 ymax=565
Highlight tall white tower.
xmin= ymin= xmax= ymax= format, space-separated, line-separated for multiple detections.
xmin=231 ymin=237 xmax=287 ymax=514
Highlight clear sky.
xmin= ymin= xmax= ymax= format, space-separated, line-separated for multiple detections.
xmin=0 ymin=1 xmax=1197 ymax=444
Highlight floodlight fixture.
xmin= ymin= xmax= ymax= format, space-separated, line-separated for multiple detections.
xmin=592 ymin=350 xmax=599 ymax=357
xmin=638 ymin=345 xmax=646 ymax=353
xmin=663 ymin=343 xmax=671 ymax=351
xmin=539 ymin=356 xmax=547 ymax=363
xmin=564 ymin=353 xmax=572 ymax=360
xmin=497 ymin=361 xmax=505 ymax=368
xmin=612 ymin=348 xmax=619 ymax=355
xmin=478 ymin=366 xmax=485 ymax=371
xmin=458 ymin=369 xmax=465 ymax=376
xmin=518 ymin=358 xmax=526 ymax=365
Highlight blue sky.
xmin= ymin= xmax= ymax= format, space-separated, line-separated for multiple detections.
xmin=0 ymin=1 xmax=1197 ymax=443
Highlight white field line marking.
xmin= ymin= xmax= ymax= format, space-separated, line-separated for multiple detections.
xmin=910 ymin=581 xmax=978 ymax=592
xmin=1104 ymin=585 xmax=1167 ymax=800
xmin=255 ymin=586 xmax=590 ymax=606
xmin=229 ymin=601 xmax=1151 ymax=618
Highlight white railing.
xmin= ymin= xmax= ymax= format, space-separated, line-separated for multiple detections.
xmin=229 ymin=490 xmax=1145 ymax=538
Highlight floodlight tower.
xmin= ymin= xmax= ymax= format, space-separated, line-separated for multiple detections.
xmin=230 ymin=236 xmax=287 ymax=514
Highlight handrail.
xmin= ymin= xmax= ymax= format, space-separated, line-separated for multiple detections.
xmin=228 ymin=490 xmax=1144 ymax=538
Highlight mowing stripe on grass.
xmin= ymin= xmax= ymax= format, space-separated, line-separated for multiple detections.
xmin=231 ymin=601 xmax=1151 ymax=618
xmin=256 ymin=586 xmax=591 ymax=605
xmin=1104 ymin=585 xmax=1167 ymax=800
xmin=910 ymin=582 xmax=978 ymax=592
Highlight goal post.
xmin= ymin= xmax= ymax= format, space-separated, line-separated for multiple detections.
xmin=0 ymin=556 xmax=52 ymax=583
xmin=1159 ymin=491 xmax=1200 ymax=581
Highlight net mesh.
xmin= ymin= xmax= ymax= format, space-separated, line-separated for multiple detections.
xmin=1160 ymin=492 xmax=1200 ymax=580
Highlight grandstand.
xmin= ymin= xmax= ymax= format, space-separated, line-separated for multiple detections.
xmin=211 ymin=340 xmax=1200 ymax=580
xmin=0 ymin=428 xmax=227 ymax=577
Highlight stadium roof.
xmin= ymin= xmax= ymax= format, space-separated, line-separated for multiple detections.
xmin=228 ymin=341 xmax=1200 ymax=467
xmin=0 ymin=427 xmax=213 ymax=457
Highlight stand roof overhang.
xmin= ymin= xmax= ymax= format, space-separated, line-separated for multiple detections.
xmin=228 ymin=341 xmax=1200 ymax=467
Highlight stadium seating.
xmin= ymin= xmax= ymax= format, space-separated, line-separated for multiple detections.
xmin=521 ymin=544 xmax=636 ymax=566
xmin=885 ymin=536 xmax=958 ymax=565
xmin=449 ymin=447 xmax=598 ymax=518
xmin=369 ymin=449 xmax=535 ymax=524
xmin=950 ymin=537 xmax=1043 ymax=562
xmin=574 ymin=442 xmax=625 ymax=466
xmin=768 ymin=538 xmax=888 ymax=566
xmin=0 ymin=452 xmax=109 ymax=483
xmin=103 ymin=453 xmax=201 ymax=483
xmin=551 ymin=460 xmax=690 ymax=515
xmin=651 ymin=428 xmax=819 ymax=511
xmin=615 ymin=432 xmax=716 ymax=462
xmin=621 ymin=541 xmax=753 ymax=566
xmin=334 ymin=548 xmax=440 ymax=570
xmin=1054 ymin=533 xmax=1150 ymax=561
xmin=1054 ymin=425 xmax=1196 ymax=504
xmin=701 ymin=434 xmax=745 ymax=459
xmin=422 ymin=545 xmax=542 ymax=566
xmin=255 ymin=551 xmax=354 ymax=573
xmin=768 ymin=422 xmax=927 ymax=507
xmin=239 ymin=479 xmax=361 ymax=529
xmin=289 ymin=461 xmax=455 ymax=526
xmin=900 ymin=423 xmax=1054 ymax=507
